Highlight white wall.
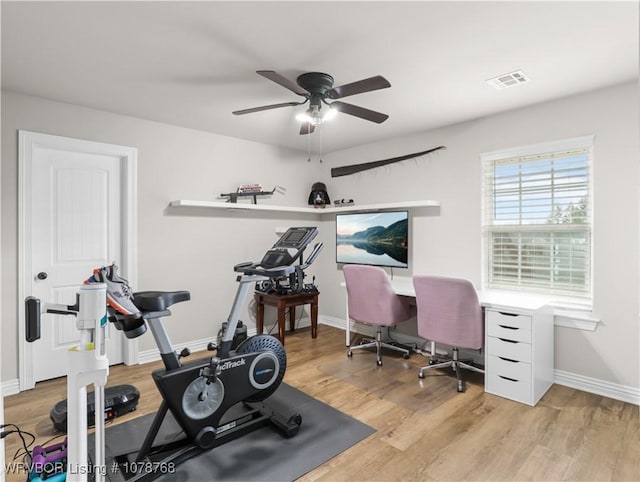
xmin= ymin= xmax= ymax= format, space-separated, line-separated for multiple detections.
xmin=318 ymin=81 xmax=639 ymax=390
xmin=2 ymin=82 xmax=638 ymax=394
xmin=1 ymin=91 xmax=324 ymax=382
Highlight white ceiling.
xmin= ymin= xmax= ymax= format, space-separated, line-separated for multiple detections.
xmin=2 ymin=1 xmax=638 ymax=154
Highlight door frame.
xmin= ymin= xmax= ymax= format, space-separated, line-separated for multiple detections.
xmin=18 ymin=130 xmax=138 ymax=391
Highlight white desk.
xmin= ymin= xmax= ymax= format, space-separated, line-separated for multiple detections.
xmin=343 ymin=278 xmax=553 ymax=342
xmin=342 ymin=277 xmax=555 ymax=406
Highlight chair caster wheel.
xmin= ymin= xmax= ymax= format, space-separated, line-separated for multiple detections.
xmin=418 ymin=372 xmax=425 ymax=379
xmin=402 ymin=353 xmax=410 ymax=359
xmin=457 ymin=382 xmax=465 ymax=393
xmin=347 ymin=351 xmax=353 ymax=358
xmin=376 ymin=360 xmax=382 ymax=366
xmin=428 ymin=357 xmax=437 ymax=365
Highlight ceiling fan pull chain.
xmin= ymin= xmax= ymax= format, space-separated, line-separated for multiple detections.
xmin=319 ymin=126 xmax=323 ymax=163
xmin=307 ymin=125 xmax=312 ymax=162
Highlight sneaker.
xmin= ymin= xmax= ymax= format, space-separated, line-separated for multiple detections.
xmin=85 ymin=263 xmax=141 ymax=318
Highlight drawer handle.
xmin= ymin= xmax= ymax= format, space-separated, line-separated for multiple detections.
xmin=498 ymin=324 xmax=518 ymax=330
xmin=498 ymin=338 xmax=518 ymax=344
xmin=498 ymin=375 xmax=519 ymax=382
xmin=497 ymin=311 xmax=518 ymax=317
xmin=498 ymin=356 xmax=519 ymax=363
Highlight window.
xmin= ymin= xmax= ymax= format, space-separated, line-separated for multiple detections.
xmin=482 ymin=136 xmax=593 ymax=297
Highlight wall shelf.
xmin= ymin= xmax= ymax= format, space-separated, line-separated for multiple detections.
xmin=169 ymin=199 xmax=440 ymax=215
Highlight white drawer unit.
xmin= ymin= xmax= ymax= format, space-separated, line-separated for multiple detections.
xmin=486 ymin=310 xmax=532 ymax=342
xmin=487 ymin=336 xmax=532 ymax=363
xmin=484 ymin=307 xmax=554 ymax=406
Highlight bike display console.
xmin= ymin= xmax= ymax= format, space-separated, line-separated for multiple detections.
xmin=246 ymin=227 xmax=323 ymax=296
xmin=258 ymin=227 xmax=318 ymax=269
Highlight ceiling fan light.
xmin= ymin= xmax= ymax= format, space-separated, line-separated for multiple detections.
xmin=309 ymin=111 xmax=323 ymax=126
xmin=296 ymin=105 xmax=336 ymax=126
xmin=295 ymin=111 xmax=312 ymax=123
xmin=323 ymin=107 xmax=337 ymax=121
xmin=297 ymin=108 xmax=323 ymax=126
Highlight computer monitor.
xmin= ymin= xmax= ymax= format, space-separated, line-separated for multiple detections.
xmin=336 ymin=211 xmax=409 ymax=268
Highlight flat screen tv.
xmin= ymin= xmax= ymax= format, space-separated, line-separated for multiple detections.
xmin=336 ymin=211 xmax=409 ymax=268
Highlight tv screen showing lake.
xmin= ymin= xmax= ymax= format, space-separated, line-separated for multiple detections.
xmin=336 ymin=211 xmax=408 ymax=268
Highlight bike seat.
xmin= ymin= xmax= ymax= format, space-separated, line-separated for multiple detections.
xmin=133 ymin=291 xmax=191 ymax=312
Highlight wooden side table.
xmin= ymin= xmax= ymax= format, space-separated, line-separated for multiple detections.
xmin=254 ymin=291 xmax=319 ymax=345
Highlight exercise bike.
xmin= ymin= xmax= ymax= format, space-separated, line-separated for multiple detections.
xmin=110 ymin=227 xmax=323 ymax=480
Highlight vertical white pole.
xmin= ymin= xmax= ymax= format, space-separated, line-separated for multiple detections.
xmin=66 ymin=354 xmax=88 ymax=482
xmin=93 ymin=380 xmax=105 ymax=482
xmin=67 ymin=283 xmax=108 ymax=482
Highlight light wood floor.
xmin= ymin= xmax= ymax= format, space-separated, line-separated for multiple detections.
xmin=4 ymin=325 xmax=639 ymax=481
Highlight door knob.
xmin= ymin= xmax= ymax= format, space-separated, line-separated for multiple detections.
xmin=37 ymin=272 xmax=48 ymax=280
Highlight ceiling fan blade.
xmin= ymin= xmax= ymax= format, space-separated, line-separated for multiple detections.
xmin=257 ymin=70 xmax=308 ymax=96
xmin=327 ymin=75 xmax=391 ymax=99
xmin=233 ymin=101 xmax=302 ymax=115
xmin=331 ymin=101 xmax=389 ymax=123
xmin=299 ymin=123 xmax=315 ymax=135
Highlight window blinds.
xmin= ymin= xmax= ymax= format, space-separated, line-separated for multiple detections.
xmin=482 ymin=140 xmax=592 ymax=297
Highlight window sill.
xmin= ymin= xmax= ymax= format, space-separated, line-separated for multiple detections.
xmin=546 ymin=301 xmax=599 ymax=331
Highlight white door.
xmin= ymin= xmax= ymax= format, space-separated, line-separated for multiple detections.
xmin=19 ymin=131 xmax=137 ymax=388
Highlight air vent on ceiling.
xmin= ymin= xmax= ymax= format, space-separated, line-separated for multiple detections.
xmin=486 ymin=70 xmax=530 ymax=90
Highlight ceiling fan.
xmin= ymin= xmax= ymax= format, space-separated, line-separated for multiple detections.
xmin=232 ymin=70 xmax=391 ymax=135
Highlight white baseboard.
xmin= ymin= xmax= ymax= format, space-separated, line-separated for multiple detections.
xmin=318 ymin=315 xmax=347 ymax=330
xmin=554 ymin=369 xmax=640 ymax=406
xmin=1 ymin=378 xmax=20 ymax=396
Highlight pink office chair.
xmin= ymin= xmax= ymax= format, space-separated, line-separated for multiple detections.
xmin=413 ymin=275 xmax=485 ymax=392
xmin=343 ymin=265 xmax=412 ymax=366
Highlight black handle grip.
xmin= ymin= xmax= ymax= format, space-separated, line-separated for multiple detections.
xmin=25 ymin=296 xmax=41 ymax=342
